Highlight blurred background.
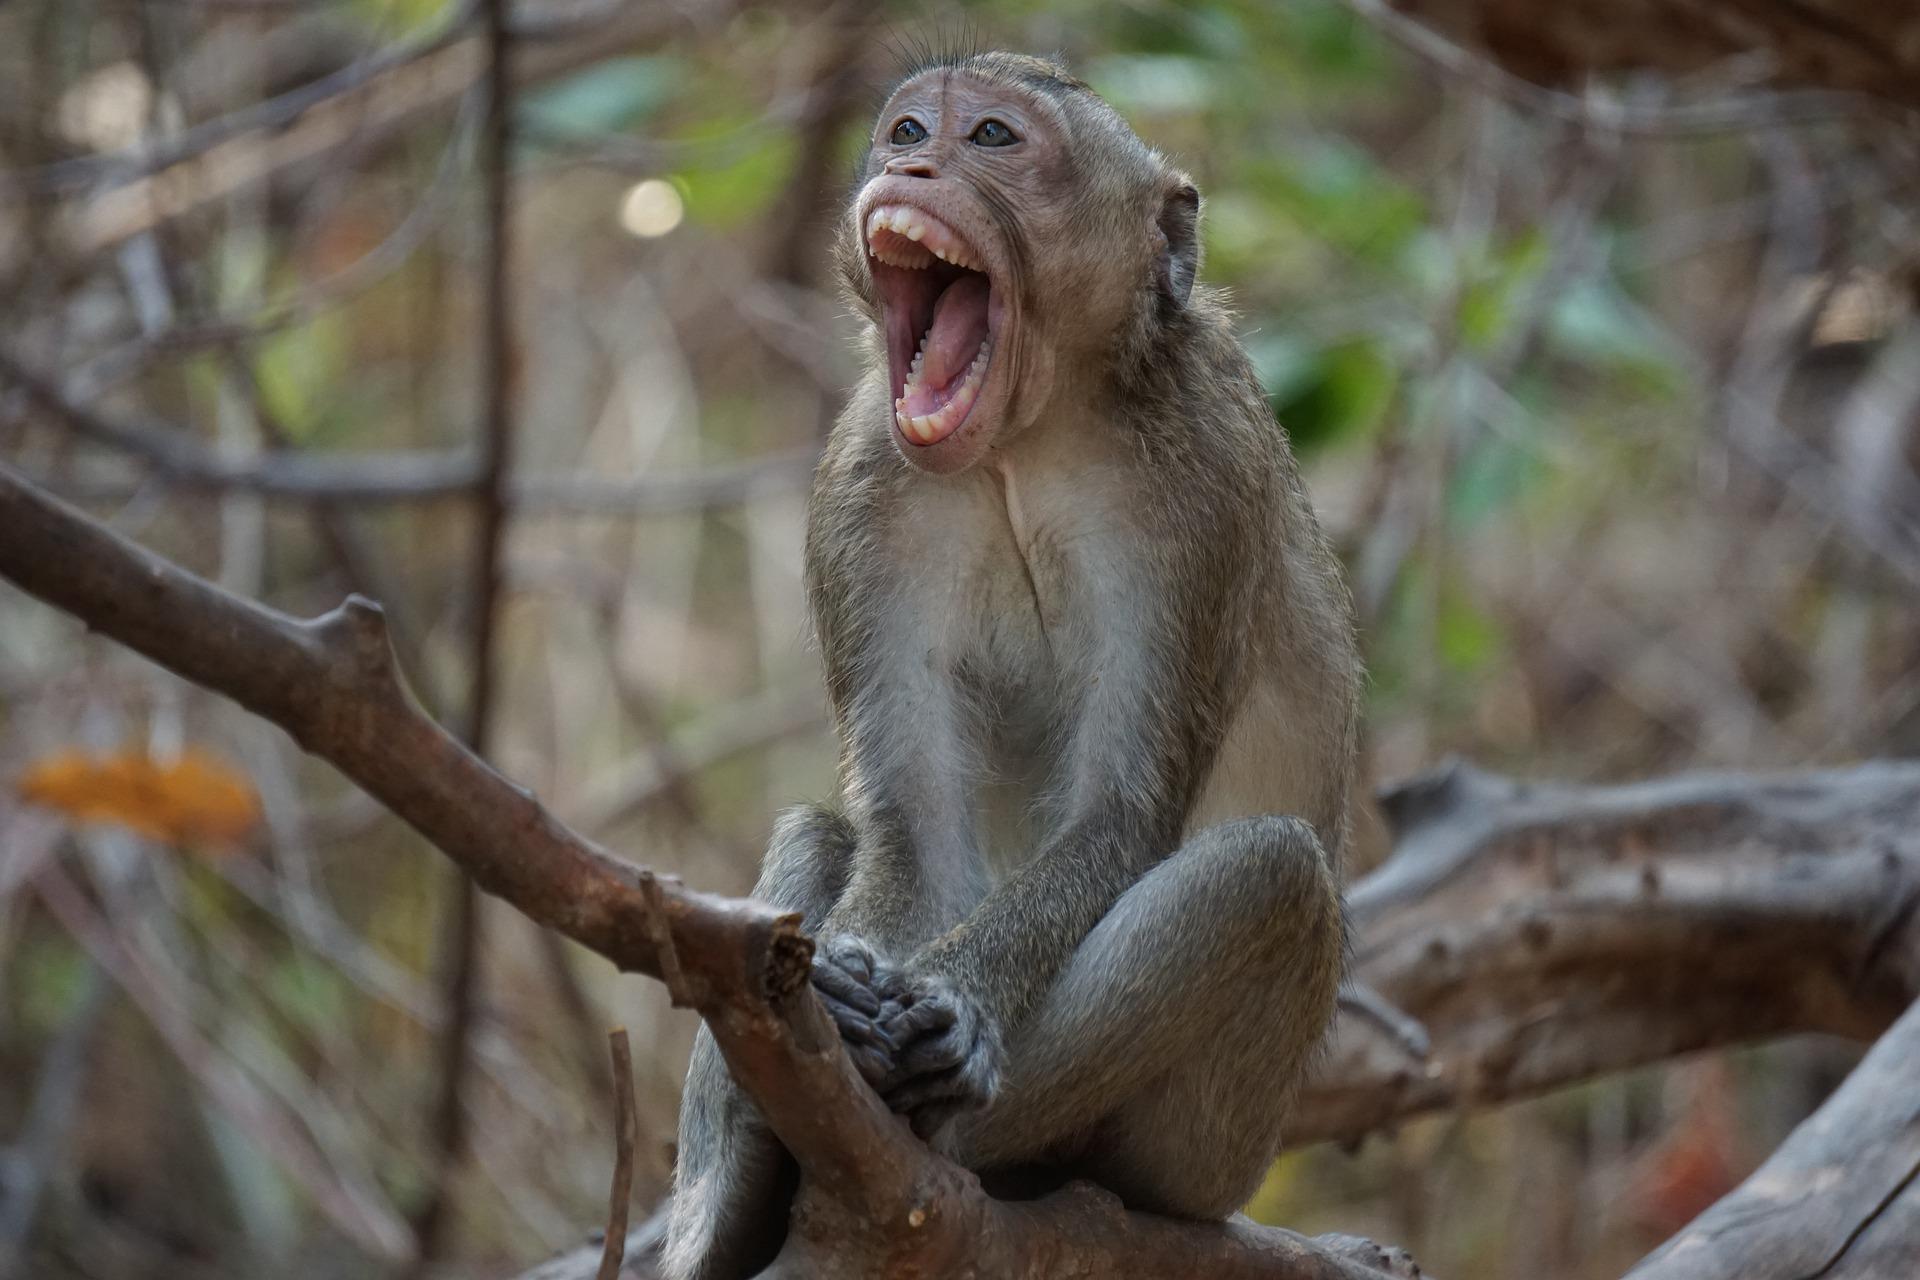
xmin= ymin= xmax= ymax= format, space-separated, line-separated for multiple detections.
xmin=2 ymin=1 xmax=1918 ymax=1277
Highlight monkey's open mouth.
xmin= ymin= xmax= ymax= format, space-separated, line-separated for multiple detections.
xmin=865 ymin=205 xmax=996 ymax=448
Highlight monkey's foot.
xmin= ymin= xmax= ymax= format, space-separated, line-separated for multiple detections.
xmin=876 ymin=972 xmax=1003 ymax=1139
xmin=811 ymin=935 xmax=897 ymax=1087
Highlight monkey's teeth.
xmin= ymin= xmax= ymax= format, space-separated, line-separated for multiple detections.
xmin=895 ymin=339 xmax=991 ymax=446
xmin=864 ymin=204 xmax=983 ymax=273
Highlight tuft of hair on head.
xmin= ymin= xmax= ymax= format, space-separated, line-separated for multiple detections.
xmin=874 ymin=27 xmax=1092 ymax=102
xmin=879 ymin=21 xmax=987 ymax=82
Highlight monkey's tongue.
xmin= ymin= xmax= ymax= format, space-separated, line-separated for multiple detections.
xmin=916 ymin=275 xmax=991 ymax=396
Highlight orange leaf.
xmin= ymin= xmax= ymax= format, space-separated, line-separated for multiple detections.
xmin=1625 ymin=1062 xmax=1741 ymax=1236
xmin=17 ymin=747 xmax=262 ymax=849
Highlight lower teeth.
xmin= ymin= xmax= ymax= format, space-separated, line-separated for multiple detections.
xmin=897 ymin=342 xmax=989 ymax=443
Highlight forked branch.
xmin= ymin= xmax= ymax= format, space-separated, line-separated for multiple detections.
xmin=10 ymin=462 xmax=1918 ymax=1278
xmin=0 ymin=466 xmax=1412 ymax=1277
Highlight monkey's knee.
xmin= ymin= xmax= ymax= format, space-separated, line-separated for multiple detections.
xmin=1179 ymin=815 xmax=1344 ymax=945
xmin=1191 ymin=815 xmax=1346 ymax=1031
xmin=1082 ymin=817 xmax=1341 ymax=1217
xmin=752 ymin=804 xmax=857 ymax=926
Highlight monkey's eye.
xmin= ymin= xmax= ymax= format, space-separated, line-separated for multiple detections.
xmin=970 ymin=119 xmax=1018 ymax=147
xmin=890 ymin=118 xmax=928 ymax=146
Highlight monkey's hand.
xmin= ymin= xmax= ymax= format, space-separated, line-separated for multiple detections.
xmin=874 ymin=970 xmax=1003 ymax=1140
xmin=810 ymin=935 xmax=898 ymax=1088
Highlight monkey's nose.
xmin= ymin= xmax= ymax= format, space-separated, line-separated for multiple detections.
xmin=884 ymin=156 xmax=939 ymax=179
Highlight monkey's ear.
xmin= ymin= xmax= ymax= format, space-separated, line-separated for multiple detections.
xmin=1153 ymin=180 xmax=1201 ymax=308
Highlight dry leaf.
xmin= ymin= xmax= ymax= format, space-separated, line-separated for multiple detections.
xmin=1626 ymin=1061 xmax=1741 ymax=1237
xmin=17 ymin=747 xmax=262 ymax=849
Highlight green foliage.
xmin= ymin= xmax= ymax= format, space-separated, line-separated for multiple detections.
xmin=344 ymin=0 xmax=459 ymax=36
xmin=1086 ymin=53 xmax=1219 ymax=114
xmin=1437 ymin=578 xmax=1502 ymax=674
xmin=261 ymin=954 xmax=353 ymax=1040
xmin=1255 ymin=335 xmax=1398 ymax=451
xmin=1546 ymin=279 xmax=1687 ymax=394
xmin=673 ymin=122 xmax=797 ymax=228
xmin=1456 ymin=229 xmax=1549 ymax=352
xmin=1248 ymin=140 xmax=1427 ymax=269
xmin=253 ymin=315 xmax=352 ymax=440
xmin=523 ymin=57 xmax=685 ymax=138
xmin=13 ymin=934 xmax=92 ymax=1036
xmin=1449 ymin=426 xmax=1538 ymax=525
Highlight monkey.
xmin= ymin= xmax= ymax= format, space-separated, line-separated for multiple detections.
xmin=664 ymin=50 xmax=1359 ymax=1280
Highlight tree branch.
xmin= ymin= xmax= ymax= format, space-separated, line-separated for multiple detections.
xmin=411 ymin=0 xmax=519 ymax=1253
xmin=0 ymin=462 xmax=796 ymax=996
xmin=0 ymin=464 xmax=1417 ymax=1277
xmin=1300 ymin=758 xmax=1920 ymax=1144
xmin=1 ymin=343 xmax=817 ymax=511
xmin=1626 ymin=994 xmax=1920 ymax=1278
xmin=7 ymin=0 xmax=746 ymax=255
xmin=597 ymin=1029 xmax=637 ymax=1280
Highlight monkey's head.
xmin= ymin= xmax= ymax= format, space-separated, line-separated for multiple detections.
xmin=839 ymin=52 xmax=1202 ymax=475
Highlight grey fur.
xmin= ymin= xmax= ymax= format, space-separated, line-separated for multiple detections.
xmin=665 ymin=52 xmax=1359 ymax=1280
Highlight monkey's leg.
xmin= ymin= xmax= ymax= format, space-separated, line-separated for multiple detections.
xmin=955 ymin=814 xmax=1344 ymax=1220
xmin=663 ymin=806 xmax=856 ymax=1280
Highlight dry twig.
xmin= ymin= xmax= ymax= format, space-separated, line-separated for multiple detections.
xmin=598 ymin=1029 xmax=638 ymax=1280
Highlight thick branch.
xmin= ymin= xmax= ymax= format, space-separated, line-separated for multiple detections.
xmin=0 ymin=462 xmax=795 ymax=999
xmin=0 ymin=465 xmax=1411 ymax=1279
xmin=1627 ymin=995 xmax=1920 ymax=1278
xmin=1300 ymin=758 xmax=1920 ymax=1144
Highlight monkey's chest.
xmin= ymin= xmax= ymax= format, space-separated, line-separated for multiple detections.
xmin=948 ymin=562 xmax=1066 ymax=873
xmin=928 ymin=517 xmax=1094 ymax=858
xmin=877 ymin=465 xmax=1138 ymax=859
xmin=895 ymin=467 xmax=1078 ymax=696
xmin=947 ymin=543 xmax=1064 ymax=736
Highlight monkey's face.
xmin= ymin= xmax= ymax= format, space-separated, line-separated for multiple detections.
xmin=850 ymin=68 xmax=1134 ymax=476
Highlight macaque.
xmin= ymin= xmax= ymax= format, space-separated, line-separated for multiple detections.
xmin=666 ymin=51 xmax=1359 ymax=1279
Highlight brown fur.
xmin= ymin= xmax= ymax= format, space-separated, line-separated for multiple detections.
xmin=666 ymin=52 xmax=1359 ymax=1280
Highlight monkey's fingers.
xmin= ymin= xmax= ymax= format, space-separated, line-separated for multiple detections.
xmin=814 ymin=962 xmax=903 ymax=1095
xmin=878 ymin=988 xmax=1000 ymax=1134
xmin=877 ymin=993 xmax=957 ymax=1041
xmin=811 ymin=957 xmax=883 ymax=1018
xmin=816 ymin=986 xmax=897 ymax=1051
xmin=812 ymin=992 xmax=897 ymax=1090
xmin=840 ymin=1035 xmax=893 ymax=1090
xmin=885 ymin=1020 xmax=972 ymax=1079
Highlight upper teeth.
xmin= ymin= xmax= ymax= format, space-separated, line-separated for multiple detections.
xmin=864 ymin=204 xmax=981 ymax=271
